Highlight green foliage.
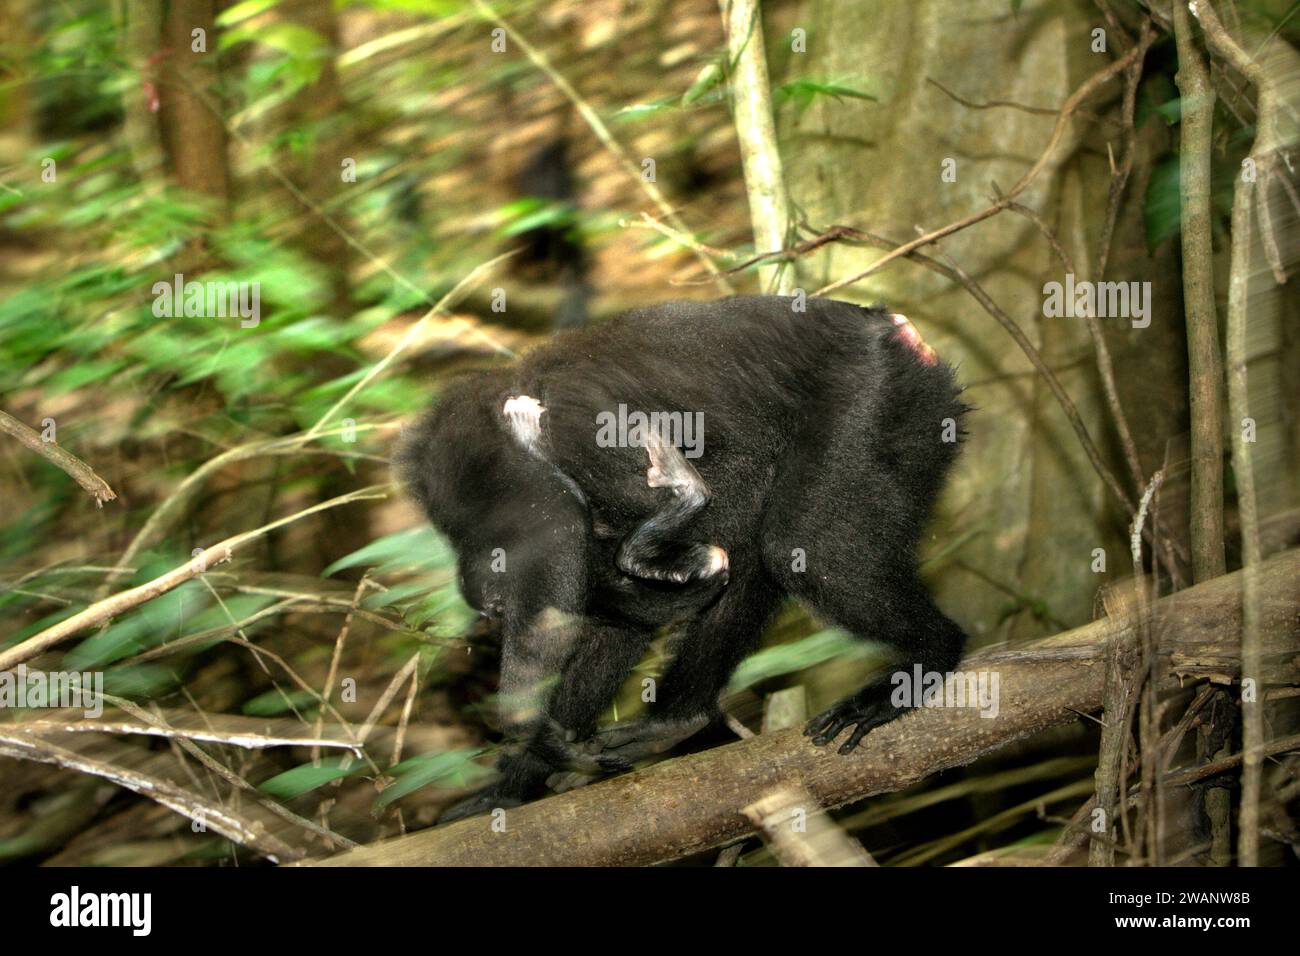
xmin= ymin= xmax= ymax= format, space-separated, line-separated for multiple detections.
xmin=728 ymin=629 xmax=879 ymax=692
xmin=373 ymin=747 xmax=491 ymax=809
xmin=1144 ymin=156 xmax=1182 ymax=248
xmin=774 ymin=77 xmax=878 ymax=115
xmin=258 ymin=757 xmax=366 ymax=800
xmin=242 ymin=687 xmax=321 ymax=717
xmin=323 ymin=526 xmax=453 ymax=577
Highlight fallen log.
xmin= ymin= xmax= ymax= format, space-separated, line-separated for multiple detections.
xmin=309 ymin=549 xmax=1300 ymax=867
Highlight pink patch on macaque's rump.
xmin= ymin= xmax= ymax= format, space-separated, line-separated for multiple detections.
xmin=889 ymin=313 xmax=938 ymax=366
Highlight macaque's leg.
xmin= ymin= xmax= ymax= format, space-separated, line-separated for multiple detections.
xmin=760 ymin=382 xmax=966 ymax=755
xmin=439 ymin=616 xmax=650 ymax=823
xmin=585 ymin=563 xmax=777 ymax=761
xmin=615 ymin=429 xmax=728 ymax=585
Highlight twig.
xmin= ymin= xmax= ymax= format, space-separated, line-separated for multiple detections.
xmin=312 ymin=576 xmax=371 ymax=766
xmin=1096 ymin=20 xmax=1156 ymax=280
xmin=1132 ymin=470 xmax=1165 ymax=864
xmin=0 ymin=728 xmax=300 ymax=862
xmin=806 ymin=222 xmax=1133 ymax=510
xmin=923 ymin=236 xmax=1136 ymax=512
xmin=97 ymin=421 xmax=386 ymax=599
xmin=1086 ymin=477 xmax=1158 ymax=866
xmin=718 ymin=0 xmax=793 ymax=293
xmin=1205 ymin=0 xmax=1270 ymax=868
xmin=1004 ymin=199 xmax=1146 ymax=496
xmin=304 ymin=253 xmax=517 ymax=439
xmin=0 ymin=485 xmax=388 ymax=671
xmin=925 ymin=76 xmax=1117 ymax=128
xmin=1172 ymin=0 xmax=1227 ymax=583
xmin=0 ymin=410 xmax=117 ymax=506
xmin=813 ymin=40 xmax=1148 ymax=297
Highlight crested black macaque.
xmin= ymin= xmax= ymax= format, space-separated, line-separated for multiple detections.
xmin=399 ymin=295 xmax=968 ymax=821
xmin=513 ymin=135 xmax=592 ymax=329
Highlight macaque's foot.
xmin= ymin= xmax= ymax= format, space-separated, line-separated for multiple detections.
xmin=532 ymin=719 xmax=633 ymax=775
xmin=437 ymin=724 xmax=631 ymax=824
xmin=437 ymin=788 xmax=523 ymax=824
xmin=583 ymin=713 xmax=710 ymax=763
xmin=660 ymin=543 xmax=729 ymax=584
xmin=804 ymin=683 xmax=906 ymax=754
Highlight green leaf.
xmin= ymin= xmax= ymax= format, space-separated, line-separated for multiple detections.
xmin=374 ymin=748 xmax=490 ymax=810
xmin=322 ymin=526 xmax=452 ymax=577
xmin=774 ymin=77 xmax=877 ymax=115
xmin=259 ymin=757 xmax=363 ymax=800
xmin=613 ymin=98 xmax=676 ymax=121
xmin=242 ymin=687 xmax=319 ymax=717
xmin=65 ymin=578 xmax=211 ymax=670
xmin=1151 ymin=97 xmax=1182 ymax=126
xmin=728 ymin=629 xmax=875 ymax=692
xmin=682 ymin=61 xmax=724 ymax=106
xmin=216 ymin=0 xmax=281 ymax=27
xmin=1144 ymin=156 xmax=1181 ymax=248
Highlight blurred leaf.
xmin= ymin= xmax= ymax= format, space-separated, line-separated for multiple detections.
xmin=728 ymin=629 xmax=876 ymax=692
xmin=775 ymin=77 xmax=877 ymax=115
xmin=216 ymin=0 xmax=282 ymax=27
xmin=1151 ymin=97 xmax=1182 ymax=126
xmin=101 ymin=663 xmax=181 ymax=699
xmin=65 ymin=577 xmax=211 ymax=670
xmin=682 ymin=61 xmax=724 ymax=106
xmin=322 ymin=526 xmax=453 ymax=577
xmin=613 ymin=97 xmax=677 ymax=121
xmin=403 ymin=585 xmax=475 ymax=632
xmin=259 ymin=757 xmax=363 ymax=800
xmin=374 ymin=748 xmax=490 ymax=809
xmin=1144 ymin=156 xmax=1181 ymax=247
xmin=242 ymin=687 xmax=320 ymax=717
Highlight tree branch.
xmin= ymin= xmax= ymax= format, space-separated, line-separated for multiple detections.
xmin=0 ymin=485 xmax=388 ymax=672
xmin=1172 ymin=0 xmax=1227 ymax=582
xmin=719 ymin=0 xmax=793 ymax=294
xmin=0 ymin=410 xmax=117 ymax=506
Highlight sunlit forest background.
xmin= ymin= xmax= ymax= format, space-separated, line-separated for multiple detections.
xmin=0 ymin=0 xmax=1297 ymax=867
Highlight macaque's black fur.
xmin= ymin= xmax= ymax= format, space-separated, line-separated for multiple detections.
xmin=399 ymin=295 xmax=968 ymax=818
xmin=513 ymin=135 xmax=591 ymax=329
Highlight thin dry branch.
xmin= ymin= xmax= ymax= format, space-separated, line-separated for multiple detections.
xmin=814 ymin=40 xmax=1149 ymax=297
xmin=1197 ymin=0 xmax=1273 ymax=868
xmin=0 ymin=410 xmax=117 ymax=506
xmin=1096 ymin=19 xmax=1157 ymax=282
xmin=0 ymin=728 xmax=300 ymax=862
xmin=0 ymin=485 xmax=388 ymax=672
xmin=878 ymin=227 xmax=1133 ymax=511
xmin=1006 ymin=198 xmax=1153 ymax=506
xmin=1172 ymin=0 xmax=1227 ymax=583
xmin=98 ymin=422 xmax=386 ymax=599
